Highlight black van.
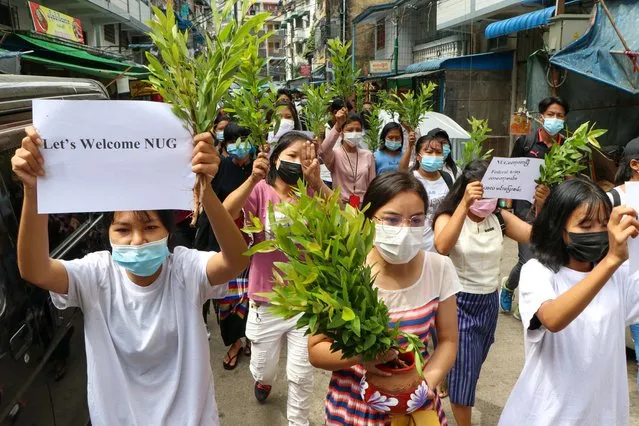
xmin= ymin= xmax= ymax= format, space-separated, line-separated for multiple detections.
xmin=0 ymin=75 xmax=108 ymax=426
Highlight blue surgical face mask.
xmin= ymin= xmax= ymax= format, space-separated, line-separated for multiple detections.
xmin=111 ymin=237 xmax=170 ymax=277
xmin=420 ymin=156 xmax=444 ymax=172
xmin=543 ymin=117 xmax=564 ymax=136
xmin=227 ymin=141 xmax=252 ymax=160
xmin=216 ymin=131 xmax=225 ymax=142
xmin=385 ymin=139 xmax=402 ymax=151
xmin=442 ymin=144 xmax=451 ymax=160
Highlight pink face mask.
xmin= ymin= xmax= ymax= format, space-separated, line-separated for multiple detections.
xmin=469 ymin=198 xmax=498 ymax=218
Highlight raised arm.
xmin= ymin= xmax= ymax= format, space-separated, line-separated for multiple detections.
xmin=501 ymin=209 xmax=532 ymax=244
xmin=319 ymin=108 xmax=347 ymax=171
xmin=398 ymin=131 xmax=416 ymax=171
xmin=223 ymin=152 xmax=268 ymax=220
xmin=13 ymin=127 xmax=69 ymax=294
xmin=536 ymin=206 xmax=638 ymax=332
xmin=301 ymin=141 xmax=333 ymax=200
xmin=433 ymin=181 xmax=483 ymax=255
xmin=190 ymin=133 xmax=250 ymax=286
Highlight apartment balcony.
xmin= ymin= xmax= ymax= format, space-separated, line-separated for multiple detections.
xmin=293 ymin=26 xmax=310 ymax=41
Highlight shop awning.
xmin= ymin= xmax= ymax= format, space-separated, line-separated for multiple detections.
xmin=16 ymin=34 xmax=147 ymax=75
xmin=387 ymin=70 xmax=440 ymax=80
xmin=484 ymin=6 xmax=556 ymax=39
xmin=550 ymin=0 xmax=639 ymax=94
xmin=405 ymin=51 xmax=513 ymax=74
xmin=21 ymin=55 xmax=148 ymax=79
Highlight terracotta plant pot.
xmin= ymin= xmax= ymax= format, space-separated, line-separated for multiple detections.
xmin=360 ymin=352 xmax=433 ymax=416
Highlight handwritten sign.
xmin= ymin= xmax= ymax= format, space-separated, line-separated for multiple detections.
xmin=33 ymin=100 xmax=194 ymax=214
xmin=481 ymin=157 xmax=543 ymax=201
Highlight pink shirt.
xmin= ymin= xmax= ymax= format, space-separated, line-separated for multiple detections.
xmin=319 ymin=127 xmax=376 ymax=204
xmin=244 ymin=180 xmax=288 ymax=302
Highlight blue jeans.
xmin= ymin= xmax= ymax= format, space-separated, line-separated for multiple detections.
xmin=631 ymin=323 xmax=639 ymax=393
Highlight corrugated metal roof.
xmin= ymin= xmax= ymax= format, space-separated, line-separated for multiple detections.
xmin=484 ymin=6 xmax=556 ymax=39
xmin=405 ymin=51 xmax=514 ymax=74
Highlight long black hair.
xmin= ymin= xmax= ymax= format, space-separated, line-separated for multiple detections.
xmin=267 ymin=130 xmax=313 ymax=185
xmin=378 ymin=122 xmax=404 ymax=152
xmin=432 ymin=160 xmax=489 ymax=225
xmin=412 ymin=135 xmax=439 ymax=171
xmin=362 ymin=171 xmax=429 ymax=219
xmin=532 ymin=178 xmax=611 ymax=272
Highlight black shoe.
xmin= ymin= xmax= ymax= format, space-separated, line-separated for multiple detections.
xmin=254 ymin=382 xmax=272 ymax=403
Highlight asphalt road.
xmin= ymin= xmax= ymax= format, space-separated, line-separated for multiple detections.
xmin=209 ymin=239 xmax=639 ymax=425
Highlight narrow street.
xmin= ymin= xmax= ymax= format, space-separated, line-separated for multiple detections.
xmin=209 ymin=239 xmax=639 ymax=425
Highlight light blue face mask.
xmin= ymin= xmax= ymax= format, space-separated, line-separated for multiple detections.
xmin=543 ymin=117 xmax=564 ymax=136
xmin=385 ymin=139 xmax=402 ymax=151
xmin=111 ymin=237 xmax=170 ymax=277
xmin=442 ymin=144 xmax=451 ymax=160
xmin=216 ymin=131 xmax=225 ymax=142
xmin=420 ymin=156 xmax=444 ymax=172
xmin=227 ymin=141 xmax=252 ymax=160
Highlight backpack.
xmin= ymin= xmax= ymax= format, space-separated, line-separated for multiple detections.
xmin=609 ymin=188 xmax=622 ymax=207
xmin=440 ymin=170 xmax=453 ymax=189
xmin=521 ymin=132 xmax=538 ymax=155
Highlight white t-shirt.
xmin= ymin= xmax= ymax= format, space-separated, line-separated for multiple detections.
xmin=449 ymin=214 xmax=503 ymax=294
xmin=51 ymin=247 xmax=227 ymax=426
xmin=413 ymin=170 xmax=450 ymax=252
xmin=499 ymin=259 xmax=639 ymax=426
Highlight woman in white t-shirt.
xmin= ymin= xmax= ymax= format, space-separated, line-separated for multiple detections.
xmin=432 ymin=160 xmax=531 ymax=426
xmin=412 ymin=135 xmax=452 ymax=251
xmin=11 ymin=128 xmax=250 ymax=426
xmin=500 ymin=178 xmax=639 ymax=426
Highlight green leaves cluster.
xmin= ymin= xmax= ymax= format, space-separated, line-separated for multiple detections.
xmin=537 ymin=122 xmax=606 ymax=186
xmin=363 ymin=104 xmax=385 ymax=152
xmin=327 ymin=38 xmax=361 ymax=104
xmin=225 ymin=33 xmax=279 ymax=148
xmin=460 ymin=117 xmax=494 ymax=168
xmin=243 ymin=183 xmax=425 ymax=370
xmin=146 ymin=0 xmax=267 ymax=135
xmin=301 ymin=83 xmax=332 ymax=138
xmin=383 ymin=83 xmax=437 ymax=130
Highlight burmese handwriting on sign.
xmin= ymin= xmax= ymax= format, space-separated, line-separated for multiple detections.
xmin=481 ymin=157 xmax=543 ymax=201
xmin=33 ymin=99 xmax=194 ymax=214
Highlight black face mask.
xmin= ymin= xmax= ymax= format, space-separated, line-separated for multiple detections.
xmin=277 ymin=160 xmax=303 ymax=185
xmin=566 ymin=231 xmax=609 ymax=263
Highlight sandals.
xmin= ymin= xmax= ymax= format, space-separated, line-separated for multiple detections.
xmin=223 ymin=347 xmax=242 ymax=370
xmin=244 ymin=340 xmax=251 ymax=357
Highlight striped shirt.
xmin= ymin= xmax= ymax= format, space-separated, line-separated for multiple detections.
xmin=325 ymin=252 xmax=461 ymax=425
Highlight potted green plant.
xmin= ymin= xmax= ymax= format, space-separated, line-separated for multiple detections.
xmin=243 ymin=184 xmax=427 ymax=414
xmin=145 ymin=0 xmax=268 ymax=224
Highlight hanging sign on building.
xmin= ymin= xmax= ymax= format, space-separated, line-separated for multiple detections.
xmin=29 ymin=2 xmax=85 ymax=44
xmin=369 ymin=60 xmax=392 ymax=74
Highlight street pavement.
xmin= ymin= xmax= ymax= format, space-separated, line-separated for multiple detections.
xmin=209 ymin=239 xmax=639 ymax=425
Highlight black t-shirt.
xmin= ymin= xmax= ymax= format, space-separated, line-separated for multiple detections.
xmin=194 ymin=156 xmax=253 ymax=252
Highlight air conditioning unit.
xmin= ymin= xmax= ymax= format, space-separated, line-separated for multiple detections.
xmin=544 ymin=14 xmax=591 ymax=52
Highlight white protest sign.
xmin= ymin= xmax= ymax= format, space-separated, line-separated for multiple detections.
xmin=481 ymin=157 xmax=544 ymax=201
xmin=624 ymin=182 xmax=639 ymax=275
xmin=33 ymin=100 xmax=194 ymax=214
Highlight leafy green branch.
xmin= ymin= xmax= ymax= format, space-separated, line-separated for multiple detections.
xmin=383 ymin=83 xmax=436 ymax=130
xmin=243 ymin=183 xmax=425 ymax=372
xmin=460 ymin=117 xmax=493 ymax=168
xmin=302 ymin=83 xmax=332 ymax=138
xmin=327 ymin=38 xmax=361 ymax=104
xmin=363 ymin=104 xmax=385 ymax=152
xmin=536 ymin=122 xmax=606 ymax=186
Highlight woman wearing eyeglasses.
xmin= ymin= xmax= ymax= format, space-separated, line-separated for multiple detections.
xmin=432 ymin=160 xmax=531 ymax=426
xmin=309 ymin=171 xmax=461 ymax=425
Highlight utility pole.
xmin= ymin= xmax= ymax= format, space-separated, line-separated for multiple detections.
xmin=393 ymin=16 xmax=399 ymax=75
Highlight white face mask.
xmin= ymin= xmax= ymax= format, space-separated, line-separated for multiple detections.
xmin=374 ymin=224 xmax=424 ymax=264
xmin=343 ymin=132 xmax=363 ymax=148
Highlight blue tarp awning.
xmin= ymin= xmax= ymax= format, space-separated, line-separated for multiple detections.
xmin=405 ymin=51 xmax=513 ymax=74
xmin=485 ymin=6 xmax=556 ymax=39
xmin=551 ymin=0 xmax=639 ymax=94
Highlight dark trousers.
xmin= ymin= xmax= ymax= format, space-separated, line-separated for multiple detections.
xmin=506 ymin=242 xmax=533 ymax=291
